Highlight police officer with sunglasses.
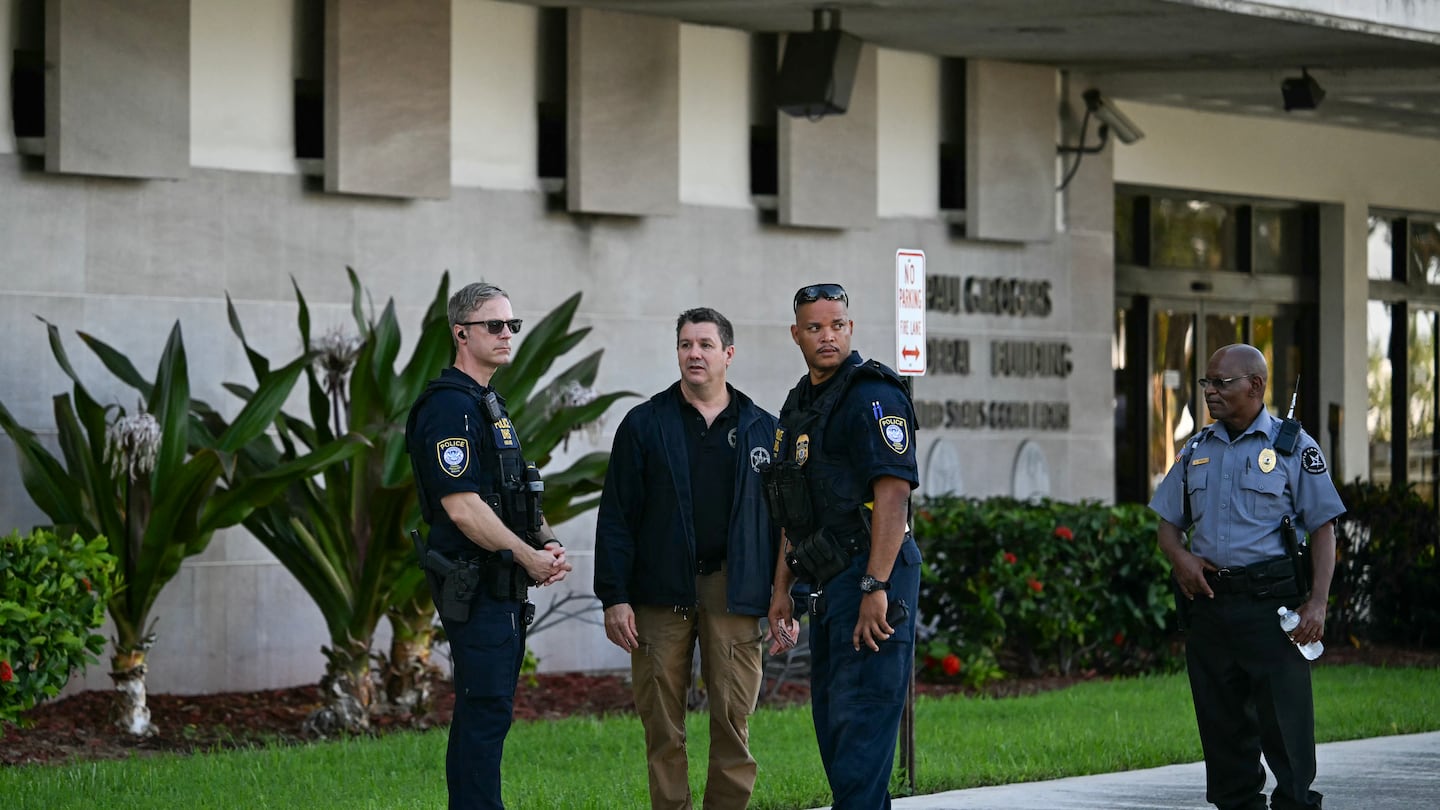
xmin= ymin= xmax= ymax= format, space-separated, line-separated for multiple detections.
xmin=766 ymin=282 xmax=922 ymax=809
xmin=405 ymin=281 xmax=571 ymax=809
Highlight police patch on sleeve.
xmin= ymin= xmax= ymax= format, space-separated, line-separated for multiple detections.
xmin=436 ymin=438 xmax=470 ymax=477
xmin=1301 ymin=446 xmax=1328 ymax=475
xmin=878 ymin=415 xmax=910 ymax=455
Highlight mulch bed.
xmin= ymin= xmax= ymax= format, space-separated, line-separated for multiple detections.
xmin=5 ymin=644 xmax=1436 ymax=767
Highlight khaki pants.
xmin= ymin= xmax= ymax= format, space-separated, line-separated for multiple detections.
xmin=632 ymin=567 xmax=764 ymax=810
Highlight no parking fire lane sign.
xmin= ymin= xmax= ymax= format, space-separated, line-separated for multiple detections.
xmin=896 ymin=249 xmax=926 ymax=376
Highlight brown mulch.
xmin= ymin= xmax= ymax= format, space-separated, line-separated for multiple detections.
xmin=5 ymin=644 xmax=1436 ymax=768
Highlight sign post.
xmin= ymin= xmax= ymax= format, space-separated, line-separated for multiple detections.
xmin=894 ymin=249 xmax=925 ymax=793
xmin=895 ymin=249 xmax=926 ymax=376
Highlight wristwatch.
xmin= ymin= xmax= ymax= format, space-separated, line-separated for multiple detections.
xmin=858 ymin=575 xmax=891 ymax=593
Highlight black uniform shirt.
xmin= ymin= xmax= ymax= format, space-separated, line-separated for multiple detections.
xmin=408 ymin=367 xmax=514 ymax=557
xmin=680 ymin=387 xmax=739 ymax=564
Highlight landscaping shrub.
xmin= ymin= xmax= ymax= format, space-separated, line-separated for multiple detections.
xmin=0 ymin=529 xmax=116 ymax=724
xmin=1330 ymin=481 xmax=1440 ymax=648
xmin=914 ymin=497 xmax=1180 ymax=682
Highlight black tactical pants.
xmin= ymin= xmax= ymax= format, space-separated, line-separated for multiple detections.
xmin=1186 ymin=591 xmax=1323 ymax=810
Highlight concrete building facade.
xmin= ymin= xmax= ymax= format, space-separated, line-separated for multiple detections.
xmin=1 ymin=0 xmax=1436 ymax=692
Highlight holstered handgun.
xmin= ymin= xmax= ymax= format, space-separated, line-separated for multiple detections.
xmin=413 ymin=529 xmax=481 ymax=622
xmin=1281 ymin=516 xmax=1312 ymax=597
xmin=785 ymin=528 xmax=850 ymax=588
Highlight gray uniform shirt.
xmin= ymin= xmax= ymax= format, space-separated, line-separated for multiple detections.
xmin=1149 ymin=408 xmax=1346 ymax=568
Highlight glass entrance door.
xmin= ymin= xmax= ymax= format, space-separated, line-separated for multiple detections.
xmin=1115 ymin=298 xmax=1310 ymax=501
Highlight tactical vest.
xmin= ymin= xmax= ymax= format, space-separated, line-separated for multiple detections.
xmin=406 ymin=375 xmax=538 ymax=544
xmin=775 ymin=358 xmax=907 ymax=536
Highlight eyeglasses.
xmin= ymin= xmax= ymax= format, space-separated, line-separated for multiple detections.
xmin=1197 ymin=374 xmax=1251 ymax=391
xmin=793 ymin=283 xmax=849 ymax=312
xmin=458 ymin=319 xmax=523 ymax=335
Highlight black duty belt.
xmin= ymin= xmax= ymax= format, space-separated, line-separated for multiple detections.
xmin=697 ymin=558 xmax=725 ymax=576
xmin=1203 ymin=556 xmax=1298 ymax=597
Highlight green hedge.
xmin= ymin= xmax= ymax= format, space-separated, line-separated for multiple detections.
xmin=1330 ymin=481 xmax=1439 ymax=648
xmin=0 ymin=529 xmax=117 ymax=725
xmin=913 ymin=497 xmax=1179 ymax=686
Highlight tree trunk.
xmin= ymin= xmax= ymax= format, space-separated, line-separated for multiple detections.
xmin=303 ymin=641 xmax=374 ymax=736
xmin=380 ymin=600 xmax=441 ymax=715
xmin=109 ymin=647 xmax=155 ymax=737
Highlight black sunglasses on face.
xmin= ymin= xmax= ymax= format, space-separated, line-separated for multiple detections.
xmin=458 ymin=318 xmax=523 ymax=335
xmin=793 ymin=283 xmax=849 ymax=312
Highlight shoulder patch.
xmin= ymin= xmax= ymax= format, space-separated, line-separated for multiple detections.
xmin=878 ymin=415 xmax=909 ymax=455
xmin=749 ymin=445 xmax=771 ymax=473
xmin=1301 ymin=446 xmax=1328 ymax=475
xmin=436 ymin=438 xmax=470 ymax=478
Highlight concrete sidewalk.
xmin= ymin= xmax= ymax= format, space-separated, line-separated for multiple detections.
xmin=813 ymin=732 xmax=1440 ymax=809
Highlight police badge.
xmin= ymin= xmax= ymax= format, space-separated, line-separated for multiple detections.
xmin=437 ymin=438 xmax=470 ymax=477
xmin=795 ymin=434 xmax=810 ymax=466
xmin=878 ymin=415 xmax=909 ymax=454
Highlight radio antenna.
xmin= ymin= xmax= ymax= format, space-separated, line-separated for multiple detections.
xmin=1285 ymin=376 xmax=1300 ymax=420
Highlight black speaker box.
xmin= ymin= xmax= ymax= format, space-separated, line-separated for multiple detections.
xmin=775 ymin=30 xmax=862 ymax=118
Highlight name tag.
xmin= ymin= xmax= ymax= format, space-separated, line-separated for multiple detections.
xmin=1191 ymin=457 xmax=1209 ymax=466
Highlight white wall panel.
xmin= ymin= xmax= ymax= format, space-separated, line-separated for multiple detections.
xmin=452 ymin=0 xmax=539 ymax=190
xmin=678 ymin=22 xmax=749 ymax=208
xmin=877 ymin=48 xmax=940 ymax=219
xmin=191 ymin=0 xmax=294 ymax=173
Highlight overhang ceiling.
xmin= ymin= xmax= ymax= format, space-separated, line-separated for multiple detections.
xmin=527 ymin=0 xmax=1440 ymax=139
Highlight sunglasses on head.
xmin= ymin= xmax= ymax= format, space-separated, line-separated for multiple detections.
xmin=458 ymin=318 xmax=523 ymax=335
xmin=793 ymin=283 xmax=849 ymax=312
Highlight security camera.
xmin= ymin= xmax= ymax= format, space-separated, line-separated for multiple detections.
xmin=1083 ymin=89 xmax=1144 ymax=145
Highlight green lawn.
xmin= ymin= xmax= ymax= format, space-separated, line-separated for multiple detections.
xmin=4 ymin=666 xmax=1437 ymax=810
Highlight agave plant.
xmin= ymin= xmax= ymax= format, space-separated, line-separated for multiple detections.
xmin=223 ymin=269 xmax=630 ymax=731
xmin=0 ymin=318 xmax=361 ymax=736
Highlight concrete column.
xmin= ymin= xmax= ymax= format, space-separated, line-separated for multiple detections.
xmin=324 ymin=0 xmax=451 ymax=199
xmin=45 ymin=0 xmax=189 ymax=179
xmin=777 ymin=42 xmax=877 ymax=229
xmin=567 ymin=7 xmax=680 ymax=216
xmin=1318 ymin=200 xmax=1371 ymax=483
xmin=966 ymin=59 xmax=1056 ymax=242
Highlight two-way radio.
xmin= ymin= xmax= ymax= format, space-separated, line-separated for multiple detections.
xmin=1274 ymin=376 xmax=1302 ymax=456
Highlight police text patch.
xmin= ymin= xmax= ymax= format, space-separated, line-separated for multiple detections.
xmin=436 ymin=438 xmax=470 ymax=478
xmin=1301 ymin=446 xmax=1327 ymax=475
xmin=878 ymin=415 xmax=909 ymax=455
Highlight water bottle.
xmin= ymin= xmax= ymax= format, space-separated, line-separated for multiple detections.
xmin=1277 ymin=606 xmax=1324 ymax=660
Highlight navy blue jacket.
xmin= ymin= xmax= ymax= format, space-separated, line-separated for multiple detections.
xmin=593 ymin=382 xmax=781 ymax=616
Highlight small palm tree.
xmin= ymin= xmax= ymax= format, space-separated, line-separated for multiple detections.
xmin=0 ymin=319 xmax=360 ymax=735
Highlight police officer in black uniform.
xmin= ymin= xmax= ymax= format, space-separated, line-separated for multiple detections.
xmin=766 ymin=282 xmax=922 ymax=810
xmin=406 ymin=282 xmax=570 ymax=810
xmin=1151 ymin=343 xmax=1344 ymax=810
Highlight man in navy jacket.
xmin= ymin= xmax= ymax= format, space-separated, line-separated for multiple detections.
xmin=594 ymin=307 xmax=793 ymax=810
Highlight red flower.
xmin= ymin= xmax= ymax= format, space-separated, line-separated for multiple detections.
xmin=1054 ymin=526 xmax=1074 ymax=541
xmin=1003 ymin=551 xmax=1018 ymax=565
xmin=1027 ymin=578 xmax=1044 ymax=593
xmin=942 ymin=654 xmax=961 ymax=676
xmin=1113 ymin=631 xmax=1125 ymax=647
xmin=81 ymin=577 xmax=92 ymax=592
xmin=0 ymin=660 xmax=12 ymax=682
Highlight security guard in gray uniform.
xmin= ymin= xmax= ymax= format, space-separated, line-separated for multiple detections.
xmin=406 ymin=281 xmax=570 ymax=810
xmin=1150 ymin=343 xmax=1344 ymax=810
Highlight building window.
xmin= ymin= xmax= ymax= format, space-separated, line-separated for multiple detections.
xmin=1368 ymin=214 xmax=1440 ymax=503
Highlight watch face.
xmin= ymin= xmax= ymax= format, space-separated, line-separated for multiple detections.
xmin=860 ymin=575 xmax=890 ymax=593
